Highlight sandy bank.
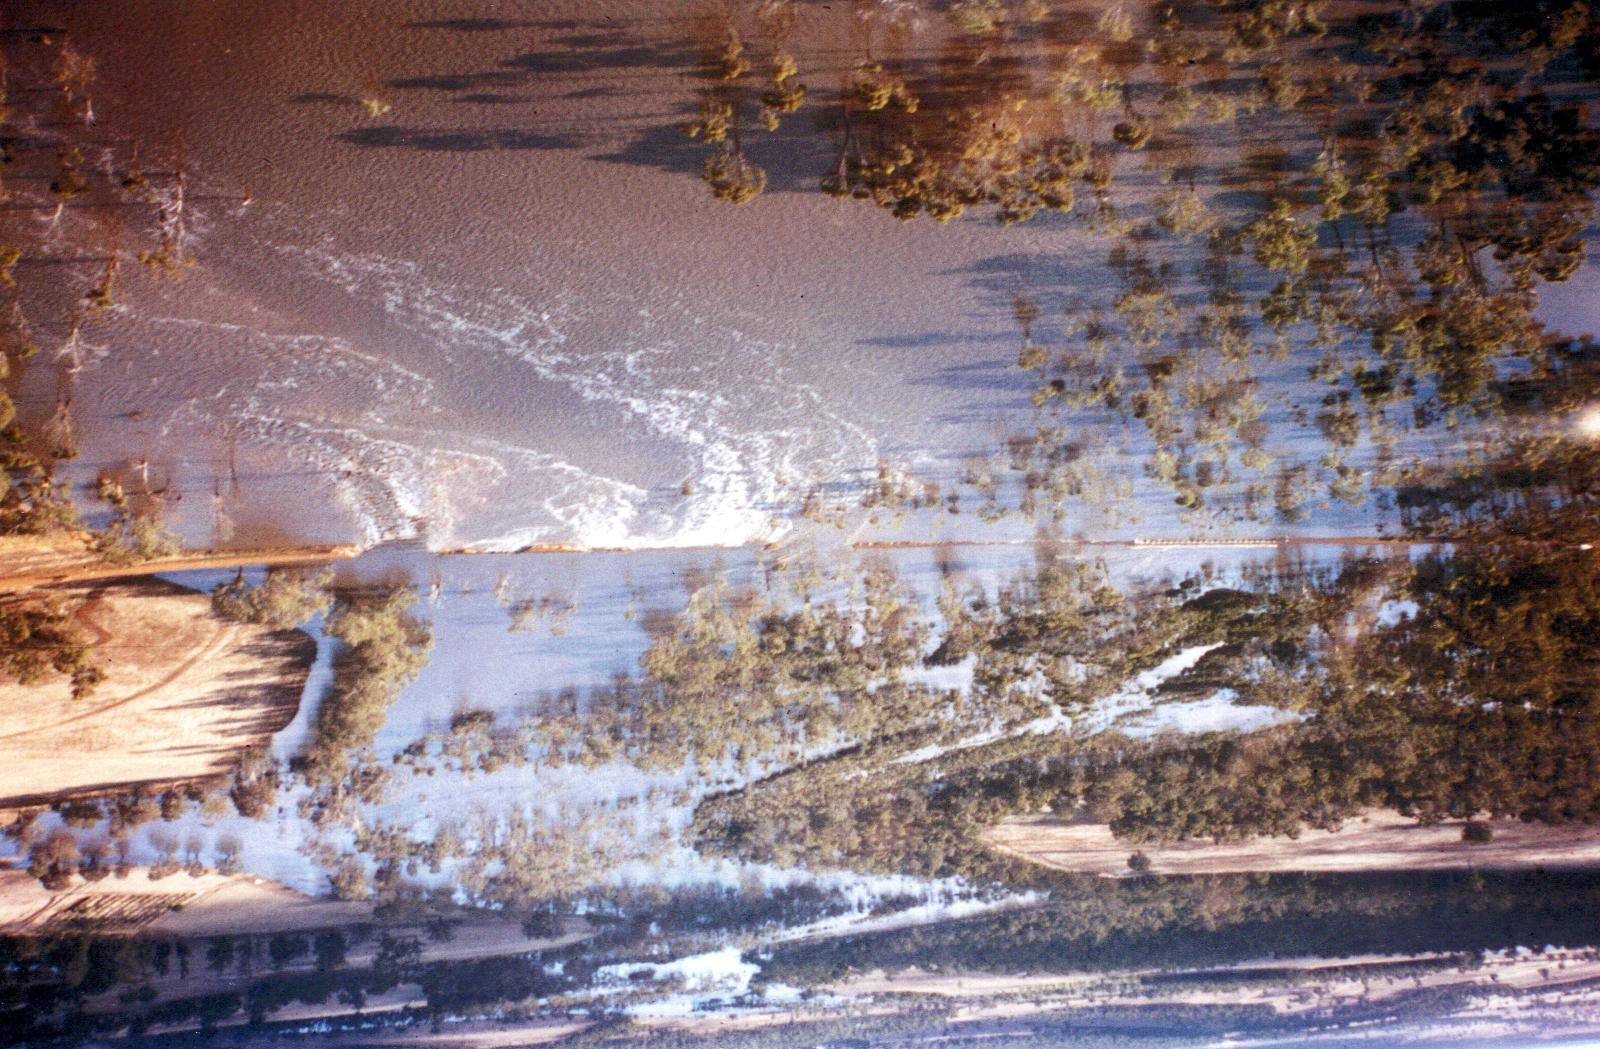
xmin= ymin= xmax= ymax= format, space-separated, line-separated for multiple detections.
xmin=0 ymin=866 xmax=368 ymax=936
xmin=1 ymin=862 xmax=593 ymax=949
xmin=984 ymin=810 xmax=1600 ymax=876
xmin=0 ymin=577 xmax=315 ymax=807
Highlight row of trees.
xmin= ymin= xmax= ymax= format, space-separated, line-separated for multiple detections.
xmin=761 ymin=867 xmax=1600 ymax=985
xmin=293 ymin=582 xmax=431 ymax=790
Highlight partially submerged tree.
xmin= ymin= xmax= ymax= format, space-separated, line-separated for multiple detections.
xmin=211 ymin=568 xmax=334 ymax=630
xmin=296 ymin=582 xmax=432 ymax=788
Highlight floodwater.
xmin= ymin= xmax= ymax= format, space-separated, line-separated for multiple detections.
xmin=4 ymin=0 xmax=1600 ymax=1045
xmin=24 ymin=0 xmax=1091 ymax=552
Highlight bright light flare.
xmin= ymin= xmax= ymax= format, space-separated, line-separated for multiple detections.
xmin=1577 ymin=406 xmax=1600 ymax=439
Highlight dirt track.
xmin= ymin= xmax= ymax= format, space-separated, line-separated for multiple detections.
xmin=0 ymin=533 xmax=357 ymax=592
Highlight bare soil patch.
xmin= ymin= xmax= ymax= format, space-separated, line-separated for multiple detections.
xmin=1 ymin=862 xmax=592 ymax=954
xmin=0 ymin=578 xmax=314 ymax=807
xmin=288 ymin=1020 xmax=593 ymax=1049
xmin=0 ymin=866 xmax=365 ymax=936
xmin=984 ymin=810 xmax=1600 ymax=876
xmin=828 ymin=968 xmax=1094 ymax=998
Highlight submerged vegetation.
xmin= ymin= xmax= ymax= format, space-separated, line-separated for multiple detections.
xmin=210 ymin=567 xmax=335 ymax=630
xmin=679 ymin=0 xmax=1600 ymax=532
xmin=0 ymin=25 xmax=203 ymax=555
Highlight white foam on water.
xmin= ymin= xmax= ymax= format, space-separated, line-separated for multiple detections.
xmin=142 ymin=314 xmax=663 ymax=548
xmin=273 ymin=241 xmax=878 ymax=550
xmin=76 ymin=183 xmax=866 ymax=553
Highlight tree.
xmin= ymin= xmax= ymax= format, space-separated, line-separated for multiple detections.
xmin=94 ymin=506 xmax=181 ymax=566
xmin=296 ymin=582 xmax=432 ymax=787
xmin=1246 ymin=199 xmax=1316 ymax=274
xmin=704 ymin=148 xmax=767 ymax=204
xmin=29 ymin=829 xmax=80 ymax=890
xmin=211 ymin=567 xmax=333 ymax=629
xmin=0 ymin=596 xmax=103 ymax=698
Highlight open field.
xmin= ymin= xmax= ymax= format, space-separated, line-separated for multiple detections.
xmin=984 ymin=811 xmax=1600 ymax=876
xmin=0 ymin=865 xmax=591 ymax=955
xmin=1 ymin=861 xmax=592 ymax=965
xmin=0 ymin=578 xmax=315 ymax=807
xmin=276 ymin=1021 xmax=595 ymax=1049
xmin=373 ymin=1025 xmax=593 ymax=1049
xmin=0 ymin=534 xmax=106 ymax=584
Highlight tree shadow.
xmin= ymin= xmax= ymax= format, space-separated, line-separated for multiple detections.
xmin=499 ymin=46 xmax=678 ymax=75
xmin=858 ymin=331 xmax=1013 ymax=350
xmin=454 ymin=93 xmax=532 ymax=105
xmin=404 ymin=18 xmax=541 ymax=32
xmin=335 ymin=17 xmax=838 ymax=189
xmin=563 ymin=86 xmax=623 ymax=101
xmin=911 ymin=361 xmax=1022 ymax=392
xmin=292 ymin=92 xmax=361 ymax=106
xmin=387 ymin=71 xmax=528 ymax=92
xmin=592 ymin=116 xmax=832 ymax=195
xmin=336 ymin=126 xmax=584 ymax=152
xmin=339 ymin=22 xmax=701 ymax=162
xmin=915 ymin=365 xmax=1038 ymax=419
xmin=380 ymin=33 xmax=698 ymax=94
xmin=944 ymin=252 xmax=1109 ymax=320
